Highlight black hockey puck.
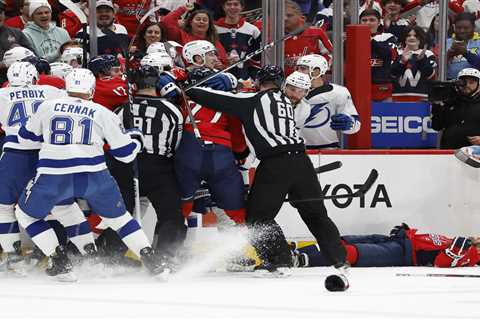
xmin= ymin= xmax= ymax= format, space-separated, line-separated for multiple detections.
xmin=324 ymin=274 xmax=349 ymax=292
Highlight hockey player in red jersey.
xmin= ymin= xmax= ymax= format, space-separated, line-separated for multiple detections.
xmin=283 ymin=0 xmax=333 ymax=76
xmin=88 ymin=55 xmax=128 ymax=111
xmin=292 ymin=223 xmax=480 ymax=268
xmin=158 ymin=40 xmax=248 ymax=225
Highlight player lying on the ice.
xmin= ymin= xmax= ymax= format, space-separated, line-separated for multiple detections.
xmin=291 ymin=223 xmax=480 ymax=268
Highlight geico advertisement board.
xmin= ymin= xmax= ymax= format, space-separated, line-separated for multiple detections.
xmin=371 ymin=102 xmax=437 ymax=148
xmin=276 ymin=153 xmax=480 ymax=240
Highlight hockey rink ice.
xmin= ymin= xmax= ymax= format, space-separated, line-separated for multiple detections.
xmin=1 ymin=265 xmax=480 ymax=320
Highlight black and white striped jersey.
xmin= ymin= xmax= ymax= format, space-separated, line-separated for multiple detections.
xmin=187 ymin=88 xmax=305 ymax=160
xmin=128 ymin=95 xmax=183 ymax=157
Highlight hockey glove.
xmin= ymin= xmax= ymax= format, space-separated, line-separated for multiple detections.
xmin=330 ymin=113 xmax=354 ymax=131
xmin=389 ymin=223 xmax=410 ymax=237
xmin=445 ymin=237 xmax=472 ymax=264
xmin=204 ymin=73 xmax=237 ymax=92
xmin=127 ymin=128 xmax=144 ymax=151
xmin=156 ymin=73 xmax=180 ymax=99
xmin=455 ymin=145 xmax=480 ymax=168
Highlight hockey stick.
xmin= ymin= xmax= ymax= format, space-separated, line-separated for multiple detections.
xmin=396 ymin=273 xmax=480 ymax=278
xmin=184 ymin=24 xmax=310 ymax=91
xmin=59 ymin=0 xmax=88 ymax=67
xmin=314 ymin=161 xmax=342 ymax=174
xmin=284 ymin=169 xmax=378 ymax=203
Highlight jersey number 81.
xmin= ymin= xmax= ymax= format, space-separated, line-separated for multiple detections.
xmin=50 ymin=116 xmax=93 ymax=145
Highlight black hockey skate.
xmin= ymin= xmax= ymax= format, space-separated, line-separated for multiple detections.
xmin=140 ymin=247 xmax=170 ymax=281
xmin=4 ymin=242 xmax=28 ymax=277
xmin=46 ymin=246 xmax=77 ymax=282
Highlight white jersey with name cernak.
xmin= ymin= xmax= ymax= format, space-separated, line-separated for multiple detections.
xmin=0 ymin=84 xmax=66 ymax=151
xmin=18 ymin=96 xmax=140 ymax=174
xmin=301 ymin=83 xmax=361 ymax=149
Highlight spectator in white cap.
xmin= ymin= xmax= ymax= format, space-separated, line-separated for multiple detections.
xmin=74 ymin=0 xmax=129 ymax=57
xmin=22 ymin=0 xmax=71 ymax=62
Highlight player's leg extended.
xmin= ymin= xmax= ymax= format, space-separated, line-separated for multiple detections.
xmin=207 ymin=146 xmax=246 ymax=224
xmin=142 ymin=157 xmax=186 ymax=259
xmin=174 ymin=131 xmax=204 ymax=218
xmin=246 ymin=157 xmax=292 ymax=268
xmin=289 ymin=153 xmax=346 ymax=266
xmin=85 ymin=170 xmax=166 ymax=275
xmin=15 ymin=174 xmax=73 ymax=257
xmin=51 ymin=200 xmax=96 ymax=255
xmin=0 ymin=150 xmax=38 ymax=257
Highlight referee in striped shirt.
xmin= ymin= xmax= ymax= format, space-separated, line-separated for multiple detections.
xmin=187 ymin=65 xmax=347 ymax=273
xmin=115 ymin=65 xmax=186 ymax=261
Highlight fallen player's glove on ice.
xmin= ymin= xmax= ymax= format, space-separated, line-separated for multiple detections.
xmin=455 ymin=146 xmax=480 ymax=168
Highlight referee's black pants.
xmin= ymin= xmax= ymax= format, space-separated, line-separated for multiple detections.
xmin=106 ymin=153 xmax=186 ymax=258
xmin=246 ymin=152 xmax=346 ymax=267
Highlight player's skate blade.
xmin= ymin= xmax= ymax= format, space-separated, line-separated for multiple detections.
xmin=45 ymin=246 xmax=77 ymax=282
xmin=140 ymin=247 xmax=170 ymax=281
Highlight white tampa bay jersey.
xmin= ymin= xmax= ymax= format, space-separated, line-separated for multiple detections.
xmin=0 ymin=84 xmax=66 ymax=151
xmin=294 ymin=99 xmax=311 ymax=130
xmin=301 ymin=83 xmax=361 ymax=149
xmin=18 ymin=96 xmax=141 ymax=174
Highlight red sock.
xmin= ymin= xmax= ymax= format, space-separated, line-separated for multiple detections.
xmin=224 ymin=208 xmax=246 ymax=224
xmin=182 ymin=201 xmax=193 ymax=218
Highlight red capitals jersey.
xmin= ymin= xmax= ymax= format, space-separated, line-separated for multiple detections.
xmin=5 ymin=16 xmax=26 ymax=30
xmin=184 ymin=101 xmax=247 ymax=153
xmin=59 ymin=9 xmax=84 ymax=38
xmin=113 ymin=0 xmax=152 ymax=38
xmin=93 ymin=77 xmax=129 ymax=111
xmin=2 ymin=75 xmax=65 ymax=89
xmin=284 ymin=26 xmax=333 ymax=76
xmin=407 ymin=229 xmax=480 ymax=268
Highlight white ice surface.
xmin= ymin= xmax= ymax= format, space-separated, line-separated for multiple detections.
xmin=1 ymin=265 xmax=480 ymax=320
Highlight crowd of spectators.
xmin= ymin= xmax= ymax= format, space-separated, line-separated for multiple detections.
xmin=0 ymin=0 xmax=479 ymax=149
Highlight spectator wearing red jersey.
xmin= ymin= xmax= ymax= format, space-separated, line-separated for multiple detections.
xmin=4 ymin=0 xmax=29 ymax=30
xmin=113 ymin=0 xmax=153 ymax=39
xmin=391 ymin=26 xmax=437 ymax=102
xmin=283 ymin=0 xmax=333 ymax=76
xmin=161 ymin=3 xmax=228 ymax=68
xmin=58 ymin=0 xmax=88 ymax=38
xmin=360 ymin=8 xmax=398 ymax=101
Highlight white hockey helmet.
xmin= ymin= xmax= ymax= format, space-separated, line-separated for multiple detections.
xmin=60 ymin=47 xmax=86 ymax=67
xmin=296 ymin=54 xmax=329 ymax=79
xmin=7 ymin=61 xmax=39 ymax=86
xmin=50 ymin=62 xmax=74 ymax=79
xmin=457 ymin=68 xmax=480 ymax=81
xmin=3 ymin=46 xmax=35 ymax=67
xmin=182 ymin=40 xmax=217 ymax=66
xmin=146 ymin=41 xmax=167 ymax=55
xmin=65 ymin=68 xmax=96 ymax=98
xmin=141 ymin=52 xmax=174 ymax=72
xmin=285 ymin=71 xmax=311 ymax=90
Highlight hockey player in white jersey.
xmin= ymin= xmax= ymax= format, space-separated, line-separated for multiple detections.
xmin=295 ymin=54 xmax=361 ymax=149
xmin=14 ymin=68 xmax=168 ymax=281
xmin=283 ymin=71 xmax=312 ymax=129
xmin=0 ymin=62 xmax=97 ymax=275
